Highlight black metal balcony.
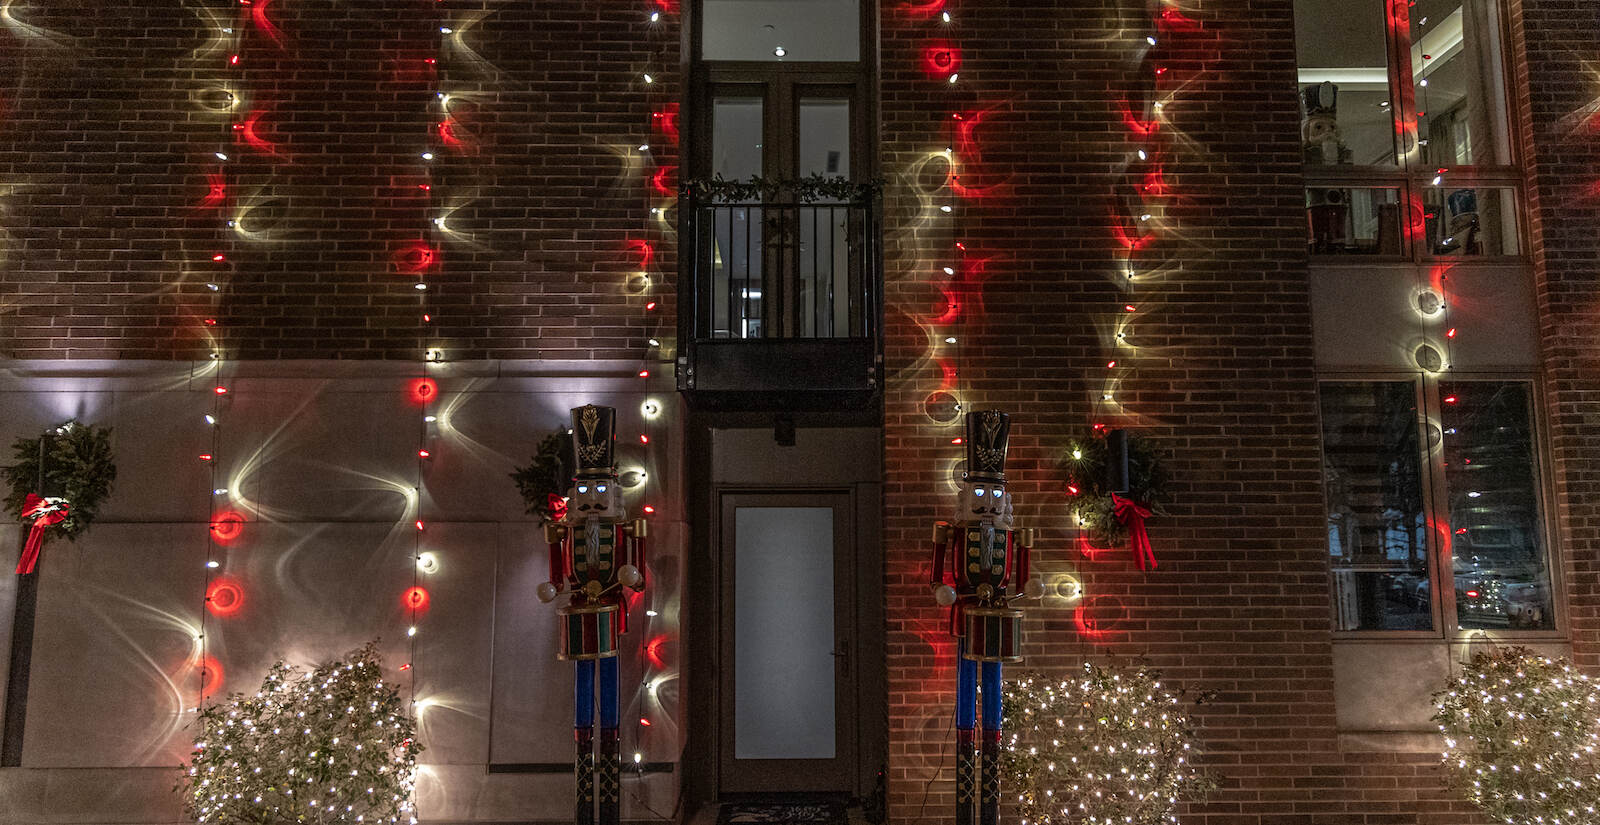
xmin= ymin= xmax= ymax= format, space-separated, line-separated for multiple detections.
xmin=676 ymin=186 xmax=882 ymax=410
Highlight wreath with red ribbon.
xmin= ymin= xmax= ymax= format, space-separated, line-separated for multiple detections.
xmin=510 ymin=429 xmax=575 ymax=524
xmin=1064 ymin=429 xmax=1170 ymax=571
xmin=2 ymin=420 xmax=117 ymax=575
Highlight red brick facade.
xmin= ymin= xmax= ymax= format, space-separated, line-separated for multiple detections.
xmin=2 ymin=1 xmax=1596 ymax=824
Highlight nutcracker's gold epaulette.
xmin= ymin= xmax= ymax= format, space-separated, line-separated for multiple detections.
xmin=626 ymin=518 xmax=648 ymax=538
xmin=543 ymin=522 xmax=564 ymax=543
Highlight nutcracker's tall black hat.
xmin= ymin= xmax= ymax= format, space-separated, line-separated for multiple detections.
xmin=569 ymin=404 xmax=618 ymax=480
xmin=963 ymin=409 xmax=1010 ymax=485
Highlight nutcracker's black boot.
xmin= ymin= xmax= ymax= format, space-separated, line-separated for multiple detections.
xmin=598 ymin=728 xmax=621 ymax=825
xmin=956 ymin=727 xmax=977 ymax=825
xmin=980 ymin=731 xmax=1001 ymax=825
xmin=575 ymin=728 xmax=596 ymax=825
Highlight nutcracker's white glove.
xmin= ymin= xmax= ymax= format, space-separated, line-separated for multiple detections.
xmin=1023 ymin=578 xmax=1045 ymax=599
xmin=536 ymin=582 xmax=560 ymax=603
xmin=618 ymin=564 xmax=643 ymax=589
xmin=933 ymin=584 xmax=957 ymax=606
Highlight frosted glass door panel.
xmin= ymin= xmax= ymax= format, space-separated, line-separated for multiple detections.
xmin=733 ymin=507 xmax=835 ymax=759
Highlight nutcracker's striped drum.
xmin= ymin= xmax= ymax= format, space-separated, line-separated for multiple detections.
xmin=961 ymin=606 xmax=1024 ymax=663
xmin=557 ymin=601 xmax=620 ymax=660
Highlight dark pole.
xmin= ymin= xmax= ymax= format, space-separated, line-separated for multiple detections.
xmin=1106 ymin=429 xmax=1132 ymax=495
xmin=2 ymin=433 xmax=53 ymax=766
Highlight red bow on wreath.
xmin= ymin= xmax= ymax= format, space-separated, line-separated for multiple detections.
xmin=17 ymin=494 xmax=69 ymax=576
xmin=1112 ymin=493 xmax=1156 ymax=572
xmin=546 ymin=493 xmax=569 ymax=524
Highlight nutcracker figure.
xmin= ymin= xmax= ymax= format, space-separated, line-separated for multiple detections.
xmin=931 ymin=410 xmax=1042 ymax=825
xmin=536 ymin=404 xmax=648 ymax=825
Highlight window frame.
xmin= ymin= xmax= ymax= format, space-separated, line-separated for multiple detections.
xmin=687 ymin=0 xmax=878 ymax=186
xmin=1317 ymin=369 xmax=1565 ymax=641
xmin=1298 ymin=0 xmax=1528 ymax=264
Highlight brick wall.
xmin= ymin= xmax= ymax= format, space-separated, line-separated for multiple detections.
xmin=875 ymin=0 xmax=1351 ymax=821
xmin=1 ymin=1 xmax=1596 ymax=823
xmin=1510 ymin=0 xmax=1600 ymax=677
xmin=0 ymin=0 xmax=676 ymax=360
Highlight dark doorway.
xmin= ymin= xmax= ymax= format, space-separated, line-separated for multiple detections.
xmin=685 ymin=426 xmax=885 ymax=808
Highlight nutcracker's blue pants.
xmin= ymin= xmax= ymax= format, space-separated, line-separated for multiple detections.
xmin=574 ymin=657 xmax=620 ymax=730
xmin=955 ymin=640 xmax=1003 ymax=733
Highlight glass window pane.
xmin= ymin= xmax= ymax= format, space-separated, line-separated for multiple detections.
xmin=711 ymin=96 xmax=764 ymax=338
xmin=702 ymin=0 xmax=859 ymax=62
xmin=1319 ymin=382 xmax=1433 ymax=631
xmin=1422 ymin=186 xmax=1518 ymax=256
xmin=734 ymin=507 xmax=836 ymax=759
xmin=1307 ymin=187 xmax=1404 ymax=254
xmin=1410 ymin=0 xmax=1512 ymax=166
xmin=1294 ymin=0 xmax=1397 ymax=166
xmin=798 ymin=98 xmax=851 ymax=338
xmin=1439 ymin=382 xmax=1553 ymax=630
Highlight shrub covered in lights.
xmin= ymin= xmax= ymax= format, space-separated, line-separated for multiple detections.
xmin=1001 ymin=663 xmax=1214 ymax=825
xmin=1433 ymin=647 xmax=1600 ymax=825
xmin=179 ymin=642 xmax=422 ymax=824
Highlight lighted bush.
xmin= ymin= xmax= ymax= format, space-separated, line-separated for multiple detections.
xmin=1002 ymin=663 xmax=1214 ymax=825
xmin=1434 ymin=647 xmax=1600 ymax=825
xmin=179 ymin=643 xmax=422 ymax=824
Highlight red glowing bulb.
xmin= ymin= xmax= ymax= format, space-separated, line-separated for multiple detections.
xmin=402 ymin=586 xmax=431 ymax=612
xmin=1124 ymin=304 xmax=1137 ymax=312
xmin=951 ymin=437 xmax=964 ymax=445
xmin=203 ymin=318 xmax=217 ymax=326
xmin=640 ymin=717 xmax=652 ymax=727
xmin=199 ymin=454 xmax=213 ymax=461
xmin=418 ymin=449 xmax=431 ymax=458
xmin=1106 ymin=360 xmax=1117 ymax=369
xmin=214 ymin=386 xmax=228 ymax=394
xmin=415 ymin=520 xmax=425 ymax=531
xmin=206 ymin=580 xmax=245 ymax=616
xmin=639 ymin=434 xmax=650 ymax=444
xmin=642 ymin=505 xmax=655 ymax=515
xmin=1446 ymin=328 xmax=1457 ymax=338
xmin=645 ymin=301 xmax=658 ymax=311
xmin=1443 ymin=395 xmax=1458 ymax=404
xmin=400 ymin=662 xmax=413 ymax=671
xmin=212 ymin=254 xmax=226 ymax=262
xmin=1067 ymin=485 xmax=1080 ymax=495
xmin=638 ymin=369 xmax=650 ymax=378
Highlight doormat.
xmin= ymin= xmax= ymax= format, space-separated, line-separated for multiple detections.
xmin=717 ymin=801 xmax=848 ymax=824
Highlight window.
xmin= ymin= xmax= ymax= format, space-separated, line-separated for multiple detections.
xmin=1294 ymin=0 xmax=1520 ymax=258
xmin=1318 ymin=379 xmax=1555 ymax=633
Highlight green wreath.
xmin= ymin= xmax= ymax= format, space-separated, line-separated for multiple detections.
xmin=2 ymin=420 xmax=117 ymax=542
xmin=510 ymin=429 xmax=574 ymax=524
xmin=1064 ymin=429 xmax=1169 ymax=547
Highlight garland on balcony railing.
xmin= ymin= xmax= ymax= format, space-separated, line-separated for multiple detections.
xmin=683 ymin=173 xmax=884 ymax=204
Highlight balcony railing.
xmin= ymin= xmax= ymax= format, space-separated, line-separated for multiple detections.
xmin=677 ymin=186 xmax=881 ymax=404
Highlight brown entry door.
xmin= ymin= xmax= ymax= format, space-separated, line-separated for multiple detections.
xmin=717 ymin=491 xmax=856 ymax=793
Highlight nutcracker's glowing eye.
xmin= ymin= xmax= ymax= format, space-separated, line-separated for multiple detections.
xmin=577 ymin=485 xmax=589 ymax=494
xmin=992 ymin=489 xmax=1002 ymax=497
xmin=596 ymin=484 xmax=608 ymax=493
xmin=973 ymin=488 xmax=985 ymax=497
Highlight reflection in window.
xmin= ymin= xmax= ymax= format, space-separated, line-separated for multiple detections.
xmin=1410 ymin=0 xmax=1512 ymax=167
xmin=1306 ymin=187 xmax=1403 ymax=254
xmin=1293 ymin=0 xmax=1397 ymax=167
xmin=1439 ymin=382 xmax=1553 ymax=630
xmin=1320 ymin=383 xmax=1432 ymax=631
xmin=1422 ymin=187 xmax=1518 ymax=256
